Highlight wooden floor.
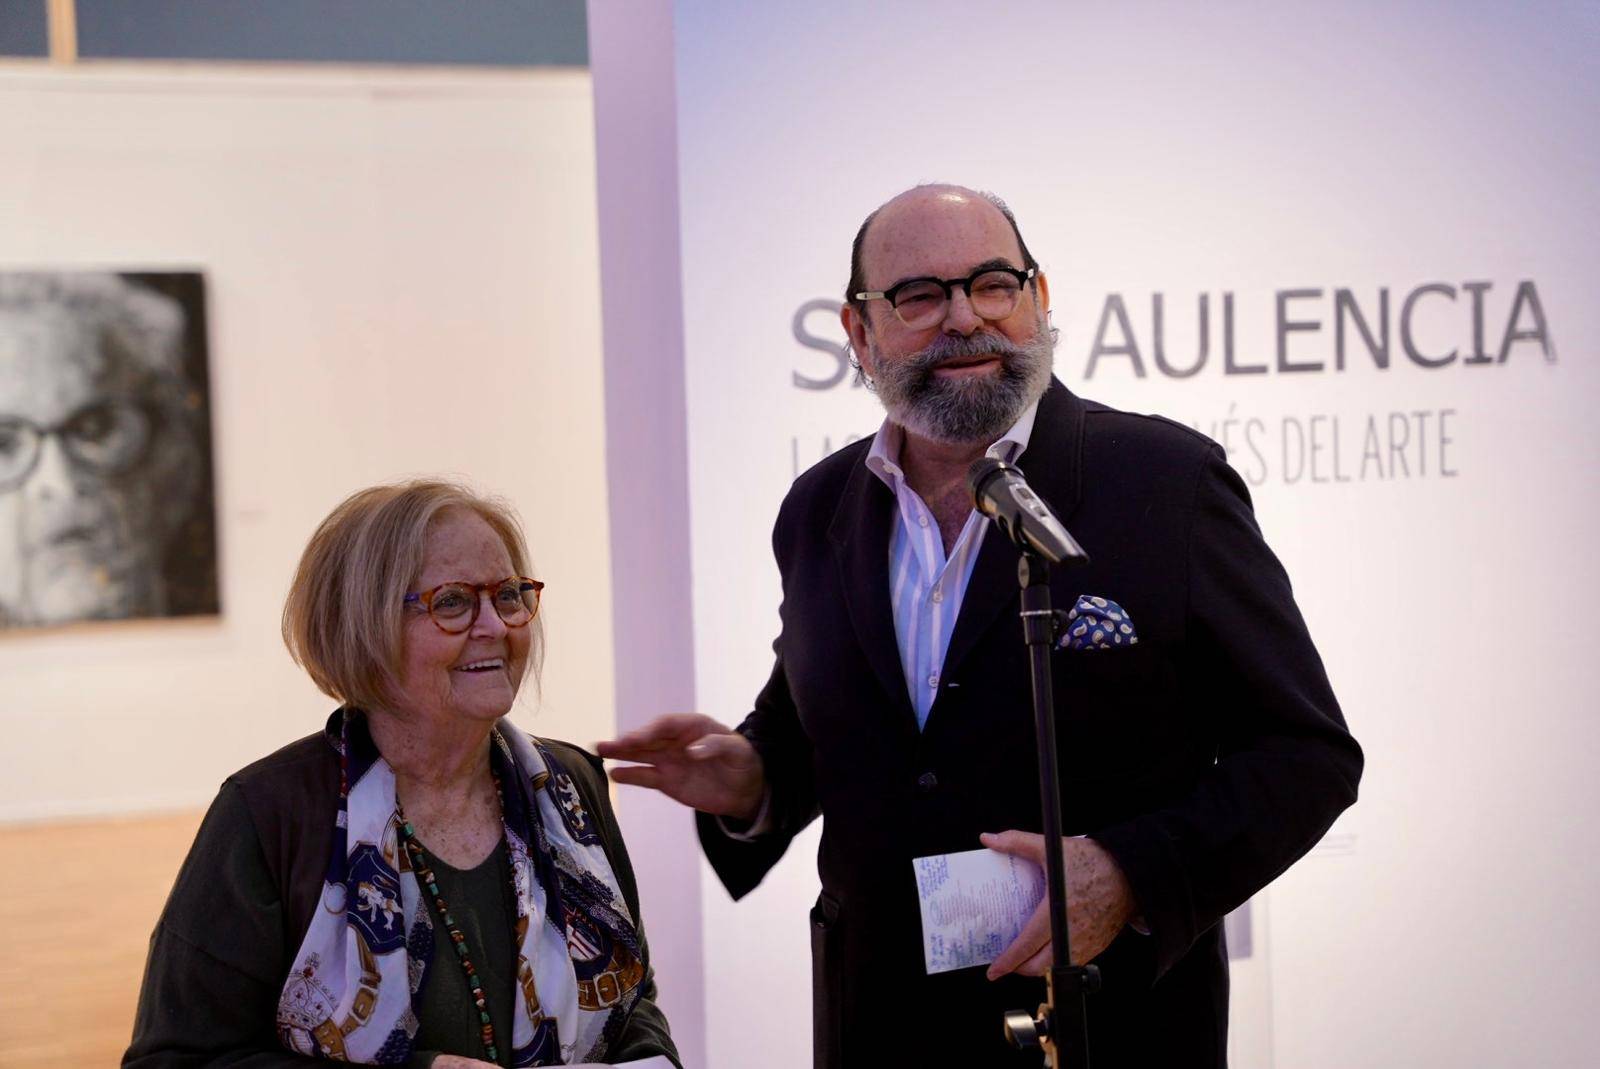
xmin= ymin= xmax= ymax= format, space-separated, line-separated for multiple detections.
xmin=0 ymin=810 xmax=203 ymax=1068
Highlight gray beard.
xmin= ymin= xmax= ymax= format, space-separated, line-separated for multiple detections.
xmin=868 ymin=319 xmax=1054 ymax=445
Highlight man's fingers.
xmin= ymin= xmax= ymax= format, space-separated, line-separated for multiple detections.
xmin=979 ymin=829 xmax=1045 ymax=861
xmin=606 ymin=764 xmax=665 ymax=791
xmin=594 ymin=740 xmax=654 ymax=761
xmin=986 ymin=900 xmax=1050 ymax=980
xmin=981 ymin=831 xmax=1050 ymax=979
xmin=986 ymin=928 xmax=1049 ymax=980
xmin=597 ymin=723 xmax=683 ymax=755
xmin=1016 ymin=942 xmax=1052 ymax=976
xmin=684 ymin=732 xmax=753 ymax=764
xmin=598 ymin=713 xmax=721 ymax=757
xmin=595 ymin=730 xmax=664 ymax=758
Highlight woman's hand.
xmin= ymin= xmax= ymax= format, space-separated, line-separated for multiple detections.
xmin=598 ymin=713 xmax=766 ymax=820
xmin=431 ymin=1057 xmax=499 ymax=1069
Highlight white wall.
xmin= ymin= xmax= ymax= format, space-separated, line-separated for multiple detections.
xmin=670 ymin=3 xmax=1600 ymax=1068
xmin=0 ymin=64 xmax=617 ymax=821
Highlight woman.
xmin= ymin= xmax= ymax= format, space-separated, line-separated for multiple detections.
xmin=125 ymin=480 xmax=678 ymax=1068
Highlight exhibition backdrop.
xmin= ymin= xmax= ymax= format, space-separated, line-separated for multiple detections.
xmin=1 ymin=6 xmax=1595 ymax=1068
xmin=663 ymin=4 xmax=1600 ymax=1067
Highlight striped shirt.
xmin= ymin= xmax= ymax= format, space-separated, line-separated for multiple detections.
xmin=721 ymin=399 xmax=1043 ymax=839
xmin=864 ymin=400 xmax=1039 ymax=730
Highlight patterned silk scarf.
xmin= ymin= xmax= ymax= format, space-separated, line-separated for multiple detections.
xmin=276 ymin=710 xmax=646 ymax=1065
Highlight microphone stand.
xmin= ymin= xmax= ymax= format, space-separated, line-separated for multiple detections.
xmin=1000 ymin=549 xmax=1100 ymax=1069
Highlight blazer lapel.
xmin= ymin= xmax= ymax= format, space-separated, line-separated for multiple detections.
xmin=827 ymin=450 xmax=917 ymax=730
xmin=939 ymin=379 xmax=1087 ymax=683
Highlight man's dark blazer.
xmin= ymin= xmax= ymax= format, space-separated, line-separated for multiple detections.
xmin=696 ymin=380 xmax=1362 ymax=1068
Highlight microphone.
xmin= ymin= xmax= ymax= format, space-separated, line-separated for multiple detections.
xmin=967 ymin=457 xmax=1089 ymax=566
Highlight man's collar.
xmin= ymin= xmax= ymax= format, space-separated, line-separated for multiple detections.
xmin=865 ymin=396 xmax=1041 ymax=490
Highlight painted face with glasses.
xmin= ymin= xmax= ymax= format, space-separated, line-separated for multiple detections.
xmin=0 ymin=403 xmax=154 ymax=492
xmin=393 ymin=509 xmax=541 ymax=726
xmin=0 ymin=301 xmax=179 ymax=626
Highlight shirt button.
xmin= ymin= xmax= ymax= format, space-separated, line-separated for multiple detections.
xmin=917 ymin=771 xmax=938 ymax=792
xmin=931 ymin=586 xmax=943 ymax=604
xmin=927 ymin=672 xmax=939 ymax=688
xmin=918 ymin=513 xmax=929 ymax=528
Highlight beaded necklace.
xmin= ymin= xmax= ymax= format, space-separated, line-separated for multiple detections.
xmin=395 ymin=772 xmax=509 ymax=1065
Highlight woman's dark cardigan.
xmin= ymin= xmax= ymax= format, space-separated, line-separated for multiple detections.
xmin=124 ymin=725 xmax=679 ymax=1068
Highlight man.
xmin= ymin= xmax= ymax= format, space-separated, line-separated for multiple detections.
xmin=0 ymin=272 xmax=210 ymax=627
xmin=600 ymin=185 xmax=1362 ymax=1067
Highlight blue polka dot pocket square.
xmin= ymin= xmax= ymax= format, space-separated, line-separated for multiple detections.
xmin=1059 ymin=595 xmax=1138 ymax=651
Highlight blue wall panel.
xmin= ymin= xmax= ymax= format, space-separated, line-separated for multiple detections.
xmin=75 ymin=0 xmax=587 ymax=66
xmin=0 ymin=0 xmax=49 ymax=57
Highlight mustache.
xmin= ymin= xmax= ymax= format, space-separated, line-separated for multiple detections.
xmin=902 ymin=330 xmax=1029 ymax=373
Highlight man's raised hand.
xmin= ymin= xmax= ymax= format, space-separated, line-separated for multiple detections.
xmin=597 ymin=713 xmax=766 ymax=820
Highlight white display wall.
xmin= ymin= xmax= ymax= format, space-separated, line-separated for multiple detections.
xmin=0 ymin=65 xmax=618 ymax=820
xmin=668 ymin=4 xmax=1600 ymax=1067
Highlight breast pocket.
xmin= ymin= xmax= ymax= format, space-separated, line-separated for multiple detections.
xmin=1054 ymin=641 xmax=1181 ymax=769
xmin=1049 ymin=640 xmax=1203 ymax=825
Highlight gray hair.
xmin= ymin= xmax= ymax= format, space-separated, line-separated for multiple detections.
xmin=0 ymin=272 xmax=204 ymax=544
xmin=0 ymin=272 xmax=188 ymax=379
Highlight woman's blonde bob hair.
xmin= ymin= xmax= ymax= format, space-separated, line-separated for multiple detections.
xmin=282 ymin=478 xmax=543 ymax=710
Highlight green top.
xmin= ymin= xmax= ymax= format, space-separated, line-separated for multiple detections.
xmin=123 ymin=729 xmax=679 ymax=1068
xmin=410 ymin=839 xmax=517 ymax=1065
